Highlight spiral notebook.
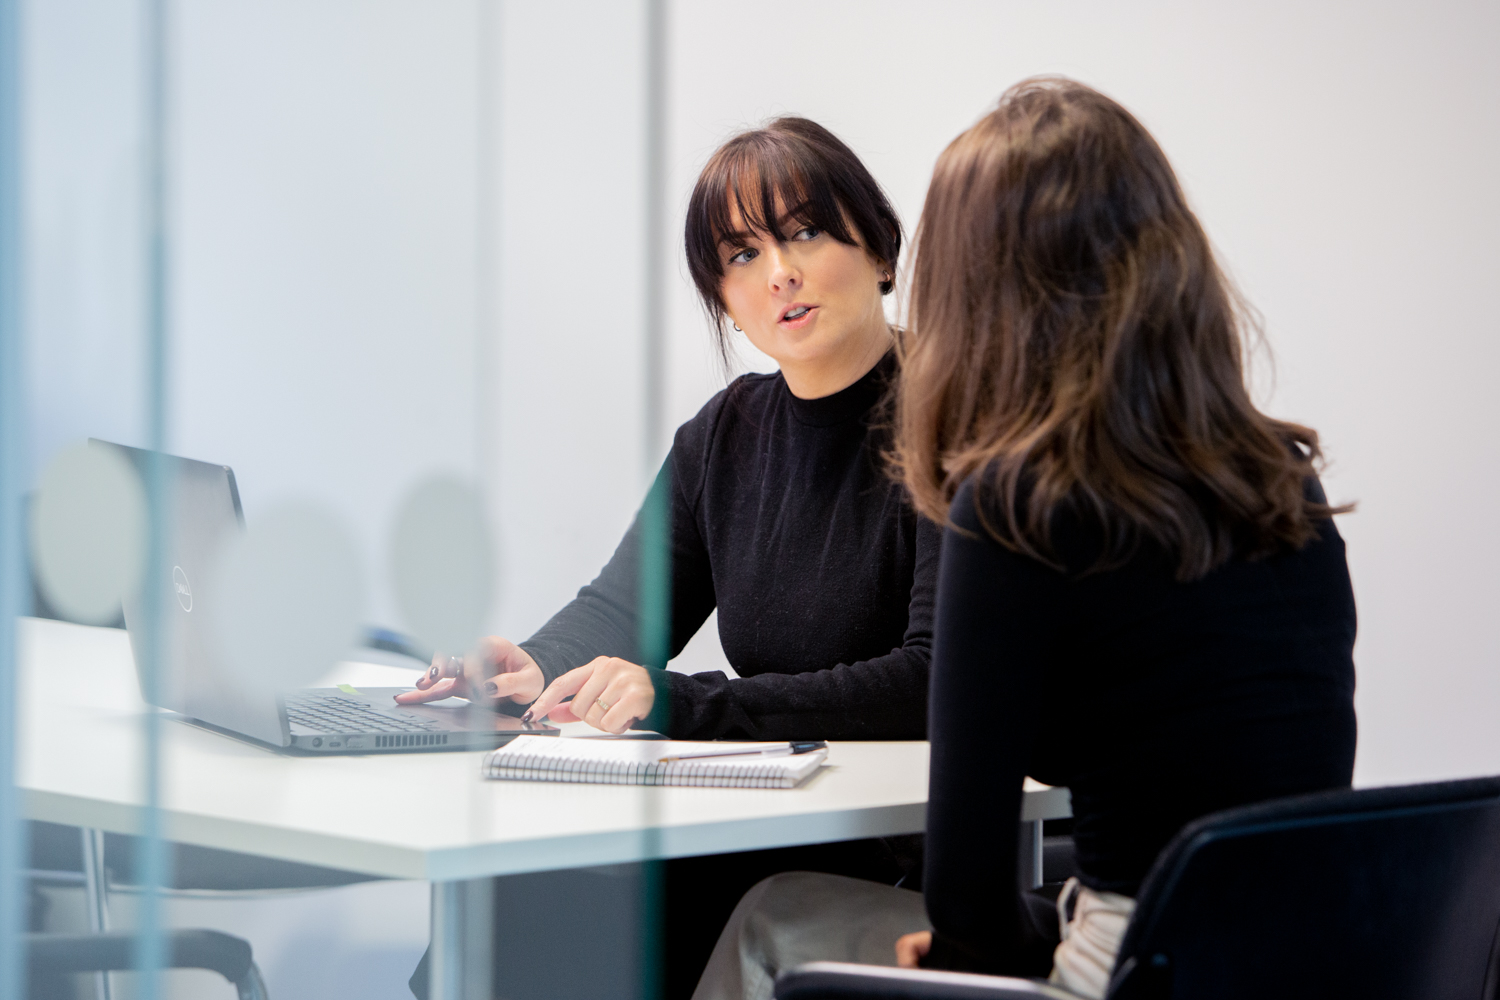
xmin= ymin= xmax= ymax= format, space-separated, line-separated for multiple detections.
xmin=481 ymin=736 xmax=828 ymax=788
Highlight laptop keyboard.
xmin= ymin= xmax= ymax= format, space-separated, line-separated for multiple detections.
xmin=285 ymin=695 xmax=442 ymax=734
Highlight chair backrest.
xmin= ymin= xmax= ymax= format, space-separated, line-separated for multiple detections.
xmin=1106 ymin=776 xmax=1500 ymax=1000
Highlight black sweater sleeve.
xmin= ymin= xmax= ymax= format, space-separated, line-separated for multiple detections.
xmin=519 ymin=462 xmax=937 ymax=741
xmin=921 ymin=481 xmax=1063 ymax=976
xmin=659 ymin=514 xmax=937 ymax=741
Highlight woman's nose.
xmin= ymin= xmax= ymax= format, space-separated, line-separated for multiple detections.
xmin=767 ymin=249 xmax=801 ymax=292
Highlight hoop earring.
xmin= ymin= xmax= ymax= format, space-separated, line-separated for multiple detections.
xmin=732 ymin=322 xmax=742 ymax=332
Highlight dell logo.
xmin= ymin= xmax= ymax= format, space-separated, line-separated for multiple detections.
xmin=173 ymin=565 xmax=193 ymax=612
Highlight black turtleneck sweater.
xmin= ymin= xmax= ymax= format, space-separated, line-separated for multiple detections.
xmin=518 ymin=351 xmax=938 ymax=741
xmin=922 ymin=477 xmax=1357 ymax=975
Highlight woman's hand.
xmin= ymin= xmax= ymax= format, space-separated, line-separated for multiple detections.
xmin=895 ymin=931 xmax=932 ymax=969
xmin=393 ymin=636 xmax=545 ymax=707
xmin=525 ymin=656 xmax=656 ymax=735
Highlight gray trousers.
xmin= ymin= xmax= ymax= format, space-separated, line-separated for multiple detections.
xmin=690 ymin=872 xmax=932 ymax=1000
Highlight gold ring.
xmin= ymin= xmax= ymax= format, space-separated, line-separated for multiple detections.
xmin=596 ymin=698 xmax=613 ymax=712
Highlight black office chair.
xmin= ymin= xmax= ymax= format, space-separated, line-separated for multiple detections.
xmin=26 ymin=930 xmax=268 ymax=1000
xmin=775 ymin=775 xmax=1500 ymax=1000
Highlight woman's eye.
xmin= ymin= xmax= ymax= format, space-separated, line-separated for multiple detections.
xmin=793 ymin=226 xmax=822 ymax=241
xmin=727 ymin=247 xmax=757 ymax=265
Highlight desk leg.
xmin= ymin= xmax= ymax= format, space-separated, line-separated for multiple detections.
xmin=429 ymin=879 xmax=494 ymax=1000
xmin=80 ymin=828 xmax=112 ymax=1000
xmin=1031 ymin=819 xmax=1045 ymax=888
xmin=1017 ymin=819 xmax=1044 ymax=889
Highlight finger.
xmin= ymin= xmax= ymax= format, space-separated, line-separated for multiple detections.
xmin=894 ymin=932 xmax=931 ymax=969
xmin=394 ymin=676 xmax=463 ymax=705
xmin=598 ymin=700 xmax=644 ymax=734
xmin=486 ymin=668 xmax=540 ymax=702
xmin=599 ymin=680 xmax=654 ymax=734
xmin=544 ymin=701 xmax=583 ymax=723
xmin=414 ymin=654 xmax=444 ymax=690
xmin=462 ymin=650 xmax=497 ymax=703
xmin=480 ymin=634 xmax=531 ymax=676
xmin=571 ymin=660 xmax=621 ymax=730
xmin=418 ymin=653 xmax=466 ymax=689
xmin=455 ymin=639 xmax=543 ymax=704
xmin=527 ymin=664 xmax=594 ymax=721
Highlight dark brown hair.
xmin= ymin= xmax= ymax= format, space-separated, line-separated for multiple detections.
xmin=894 ymin=78 xmax=1347 ymax=580
xmin=685 ymin=117 xmax=902 ymax=366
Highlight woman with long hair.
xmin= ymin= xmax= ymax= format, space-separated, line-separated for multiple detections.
xmin=403 ymin=117 xmax=938 ymax=1000
xmin=691 ymin=78 xmax=1356 ymax=1000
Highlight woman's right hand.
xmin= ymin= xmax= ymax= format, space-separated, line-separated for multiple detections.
xmin=393 ymin=636 xmax=545 ymax=707
xmin=895 ymin=931 xmax=932 ymax=969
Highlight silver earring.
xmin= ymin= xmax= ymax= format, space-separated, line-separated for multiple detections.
xmin=732 ymin=322 xmax=742 ymax=332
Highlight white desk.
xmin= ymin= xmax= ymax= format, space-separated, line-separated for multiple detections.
xmin=17 ymin=617 xmax=1071 ymax=878
xmin=16 ymin=617 xmax=1071 ymax=994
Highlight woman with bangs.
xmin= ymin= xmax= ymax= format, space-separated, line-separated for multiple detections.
xmin=690 ymin=78 xmax=1357 ymax=1000
xmin=402 ymin=118 xmax=938 ymax=999
xmin=401 ymin=118 xmax=934 ymax=747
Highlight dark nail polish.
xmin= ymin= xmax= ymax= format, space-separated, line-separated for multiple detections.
xmin=428 ymin=665 xmax=438 ymax=681
xmin=484 ymin=680 xmax=498 ymax=696
xmin=520 ymin=710 xmax=534 ymax=725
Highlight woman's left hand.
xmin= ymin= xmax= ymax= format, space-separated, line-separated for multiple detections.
xmin=526 ymin=656 xmax=656 ymax=734
xmin=895 ymin=931 xmax=932 ymax=969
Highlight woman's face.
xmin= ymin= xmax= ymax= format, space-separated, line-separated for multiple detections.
xmin=718 ymin=199 xmax=890 ymax=383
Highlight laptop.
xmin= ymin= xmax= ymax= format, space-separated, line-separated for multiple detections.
xmin=95 ymin=439 xmax=558 ymax=754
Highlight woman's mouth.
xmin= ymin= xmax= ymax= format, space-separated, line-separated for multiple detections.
xmin=780 ymin=305 xmax=816 ymax=326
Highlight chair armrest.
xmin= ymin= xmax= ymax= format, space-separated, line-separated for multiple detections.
xmin=775 ymin=962 xmax=1085 ymax=1000
xmin=26 ymin=930 xmax=253 ymax=984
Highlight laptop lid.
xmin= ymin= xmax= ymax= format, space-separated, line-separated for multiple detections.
xmin=97 ymin=439 xmax=291 ymax=747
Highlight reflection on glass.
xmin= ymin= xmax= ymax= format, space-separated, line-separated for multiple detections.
xmin=390 ymin=476 xmax=494 ymax=659
xmin=8 ymin=0 xmax=680 ymax=996
xmin=1 ymin=0 xmax=24 ymax=993
xmin=29 ymin=444 xmax=147 ymax=627
xmin=210 ymin=501 xmax=365 ymax=698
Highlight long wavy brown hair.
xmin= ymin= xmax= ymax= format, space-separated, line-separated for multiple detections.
xmin=893 ymin=78 xmax=1347 ymax=580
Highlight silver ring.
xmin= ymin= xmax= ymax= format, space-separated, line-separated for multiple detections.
xmin=596 ymin=698 xmax=613 ymax=712
xmin=444 ymin=655 xmax=465 ymax=678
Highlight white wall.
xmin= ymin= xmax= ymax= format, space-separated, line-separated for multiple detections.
xmin=22 ymin=0 xmax=146 ymax=481
xmin=487 ymin=0 xmax=651 ymax=642
xmin=170 ymin=0 xmax=486 ymax=631
xmin=663 ymin=0 xmax=1500 ymax=786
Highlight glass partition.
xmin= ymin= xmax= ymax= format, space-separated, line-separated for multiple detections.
xmin=5 ymin=1 xmax=676 ymax=997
